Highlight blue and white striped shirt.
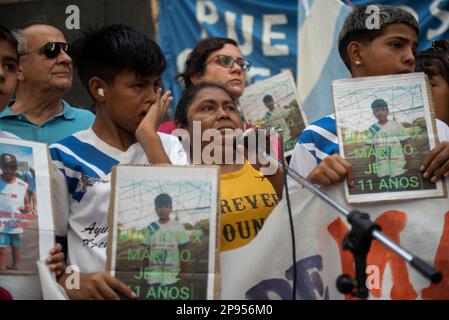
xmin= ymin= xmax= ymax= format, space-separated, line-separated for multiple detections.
xmin=289 ymin=114 xmax=338 ymax=178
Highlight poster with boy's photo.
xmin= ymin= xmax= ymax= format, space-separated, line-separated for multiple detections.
xmin=107 ymin=165 xmax=220 ymax=300
xmin=333 ymin=73 xmax=445 ymax=203
xmin=238 ymin=71 xmax=308 ymax=156
xmin=0 ymin=138 xmax=54 ymax=274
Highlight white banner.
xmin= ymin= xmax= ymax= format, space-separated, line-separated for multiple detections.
xmin=5 ymin=182 xmax=448 ymax=300
xmin=221 ymin=183 xmax=449 ymax=300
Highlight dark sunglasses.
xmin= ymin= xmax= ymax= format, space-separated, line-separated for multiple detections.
xmin=19 ymin=42 xmax=70 ymax=59
xmin=206 ymin=54 xmax=252 ymax=72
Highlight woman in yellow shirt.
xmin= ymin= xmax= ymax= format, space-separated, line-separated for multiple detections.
xmin=175 ymin=81 xmax=284 ymax=251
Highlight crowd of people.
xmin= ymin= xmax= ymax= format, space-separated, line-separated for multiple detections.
xmin=0 ymin=4 xmax=449 ymax=299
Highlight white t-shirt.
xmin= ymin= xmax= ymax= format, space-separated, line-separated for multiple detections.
xmin=49 ymin=128 xmax=188 ymax=272
xmin=0 ymin=177 xmax=28 ymax=234
xmin=365 ymin=119 xmax=410 ymax=178
xmin=141 ymin=219 xmax=189 ymax=285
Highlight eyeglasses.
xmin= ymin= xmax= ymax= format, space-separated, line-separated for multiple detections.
xmin=206 ymin=55 xmax=252 ymax=72
xmin=19 ymin=42 xmax=70 ymax=59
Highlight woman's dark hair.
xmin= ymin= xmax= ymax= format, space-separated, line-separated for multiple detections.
xmin=177 ymin=37 xmax=238 ymax=88
xmin=0 ymin=25 xmax=18 ymax=56
xmin=417 ymin=40 xmax=449 ymax=85
xmin=174 ymin=81 xmax=236 ymax=128
xmin=72 ymin=24 xmax=166 ymax=94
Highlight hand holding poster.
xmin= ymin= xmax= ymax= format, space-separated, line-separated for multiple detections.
xmin=107 ymin=165 xmax=220 ymax=300
xmin=332 ymin=73 xmax=445 ymax=203
xmin=238 ymin=71 xmax=308 ymax=156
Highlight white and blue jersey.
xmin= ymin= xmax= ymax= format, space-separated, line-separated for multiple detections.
xmin=289 ymin=115 xmax=449 ymax=180
xmin=289 ymin=114 xmax=338 ymax=178
xmin=50 ymin=128 xmax=188 ymax=272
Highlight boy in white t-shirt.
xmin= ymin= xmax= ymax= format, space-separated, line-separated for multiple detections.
xmin=50 ymin=25 xmax=188 ymax=300
xmin=366 ymin=99 xmax=411 ymax=179
xmin=0 ymin=153 xmax=30 ymax=270
xmin=141 ymin=193 xmax=189 ymax=287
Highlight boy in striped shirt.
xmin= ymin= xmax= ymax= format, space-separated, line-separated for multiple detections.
xmin=50 ymin=25 xmax=187 ymax=300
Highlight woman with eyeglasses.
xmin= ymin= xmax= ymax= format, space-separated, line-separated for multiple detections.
xmin=177 ymin=37 xmax=250 ymax=100
xmin=158 ymin=38 xmax=251 ymax=133
xmin=174 ymin=38 xmax=285 ymax=252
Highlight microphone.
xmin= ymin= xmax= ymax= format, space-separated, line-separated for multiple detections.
xmin=232 ymin=127 xmax=283 ymax=160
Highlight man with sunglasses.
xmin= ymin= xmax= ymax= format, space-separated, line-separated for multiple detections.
xmin=0 ymin=24 xmax=94 ymax=144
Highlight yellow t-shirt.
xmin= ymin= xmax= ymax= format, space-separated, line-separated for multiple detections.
xmin=220 ymin=161 xmax=279 ymax=251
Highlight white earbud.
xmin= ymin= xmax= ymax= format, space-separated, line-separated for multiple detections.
xmin=98 ymin=88 xmax=105 ymax=97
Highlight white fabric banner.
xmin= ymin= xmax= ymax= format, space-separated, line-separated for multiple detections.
xmin=5 ymin=182 xmax=448 ymax=300
xmin=221 ymin=183 xmax=449 ymax=300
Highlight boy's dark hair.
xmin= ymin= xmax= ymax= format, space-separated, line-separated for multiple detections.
xmin=177 ymin=37 xmax=238 ymax=88
xmin=155 ymin=193 xmax=172 ymax=207
xmin=0 ymin=25 xmax=18 ymax=56
xmin=72 ymin=24 xmax=166 ymax=96
xmin=338 ymin=5 xmax=419 ymax=71
xmin=174 ymin=81 xmax=236 ymax=128
xmin=371 ymin=98 xmax=389 ymax=110
xmin=263 ymin=95 xmax=274 ymax=103
xmin=417 ymin=40 xmax=449 ymax=85
xmin=0 ymin=153 xmax=18 ymax=168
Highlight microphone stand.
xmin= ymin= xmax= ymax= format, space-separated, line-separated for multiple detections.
xmin=254 ymin=133 xmax=442 ymax=299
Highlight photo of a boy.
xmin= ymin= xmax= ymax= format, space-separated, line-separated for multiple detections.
xmin=366 ymin=99 xmax=411 ymax=179
xmin=0 ymin=153 xmax=31 ymax=270
xmin=141 ymin=193 xmax=189 ymax=286
xmin=262 ymin=95 xmax=276 ymax=121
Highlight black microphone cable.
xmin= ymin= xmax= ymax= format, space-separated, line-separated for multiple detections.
xmin=276 ymin=130 xmax=297 ymax=300
xmin=240 ymin=128 xmax=297 ymax=300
